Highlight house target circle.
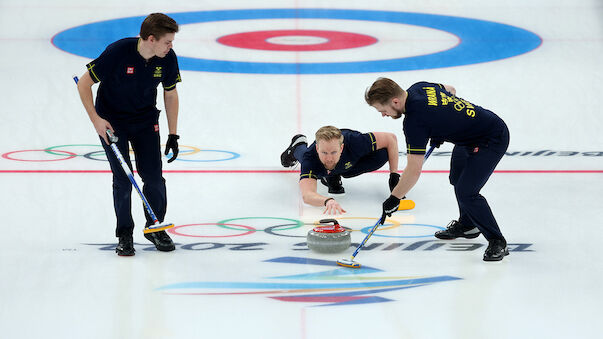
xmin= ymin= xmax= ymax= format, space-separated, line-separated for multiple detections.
xmin=217 ymin=29 xmax=378 ymax=51
xmin=52 ymin=8 xmax=542 ymax=74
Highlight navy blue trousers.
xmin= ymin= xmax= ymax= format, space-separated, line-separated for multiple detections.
xmin=100 ymin=121 xmax=166 ymax=237
xmin=294 ymin=146 xmax=388 ymax=179
xmin=449 ymin=123 xmax=510 ymax=241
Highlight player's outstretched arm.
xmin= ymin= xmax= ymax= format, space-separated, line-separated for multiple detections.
xmin=299 ymin=178 xmax=346 ymax=215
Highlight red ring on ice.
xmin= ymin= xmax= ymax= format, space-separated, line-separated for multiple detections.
xmin=217 ymin=30 xmax=378 ymax=51
xmin=169 ymin=223 xmax=256 ymax=238
xmin=2 ymin=149 xmax=77 ymax=162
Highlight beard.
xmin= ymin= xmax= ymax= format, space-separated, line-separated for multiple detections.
xmin=392 ymin=106 xmax=404 ymax=119
xmin=323 ymin=162 xmax=337 ymax=170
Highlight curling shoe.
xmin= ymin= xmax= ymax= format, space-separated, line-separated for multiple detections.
xmin=116 ymin=235 xmax=135 ymax=256
xmin=144 ymin=230 xmax=175 ymax=252
xmin=483 ymin=239 xmax=509 ymax=261
xmin=321 ymin=175 xmax=345 ymax=194
xmin=435 ymin=220 xmax=481 ymax=240
xmin=280 ymin=134 xmax=307 ymax=167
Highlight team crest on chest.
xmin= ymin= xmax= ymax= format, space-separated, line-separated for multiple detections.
xmin=344 ymin=162 xmax=352 ymax=169
xmin=154 ymin=66 xmax=162 ymax=78
xmin=126 ymin=66 xmax=134 ymax=74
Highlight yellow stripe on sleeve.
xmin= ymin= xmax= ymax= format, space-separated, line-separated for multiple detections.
xmin=164 ymin=73 xmax=182 ymax=91
xmin=368 ymin=132 xmax=377 ymax=151
xmin=300 ymin=170 xmax=318 ymax=180
xmin=87 ymin=63 xmax=100 ymax=82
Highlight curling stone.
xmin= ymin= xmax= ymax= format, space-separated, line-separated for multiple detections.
xmin=307 ymin=219 xmax=351 ymax=253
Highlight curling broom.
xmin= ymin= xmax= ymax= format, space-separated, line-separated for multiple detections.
xmin=105 ymin=130 xmax=174 ymax=234
xmin=337 ymin=145 xmax=436 ymax=268
xmin=73 ymin=75 xmax=173 ymax=234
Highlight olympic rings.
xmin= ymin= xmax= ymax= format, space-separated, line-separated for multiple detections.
xmin=167 ymin=145 xmax=201 ymax=156
xmin=178 ymin=217 xmax=418 ymax=238
xmin=172 ymin=149 xmax=240 ymax=162
xmin=83 ymin=145 xmax=203 ymax=162
xmin=2 ymin=149 xmax=77 ymax=162
xmin=216 ymin=217 xmax=303 ymax=232
xmin=360 ymin=223 xmax=445 ymax=238
xmin=264 ymin=224 xmax=306 ymax=238
xmin=168 ymin=223 xmax=256 ymax=238
xmin=44 ymin=144 xmax=111 ymax=162
xmin=334 ymin=217 xmax=400 ymax=232
xmin=83 ymin=150 xmax=111 ymax=162
xmin=44 ymin=144 xmax=100 ymax=157
xmin=151 ymin=218 xmax=444 ymax=238
xmin=2 ymin=144 xmax=238 ymax=162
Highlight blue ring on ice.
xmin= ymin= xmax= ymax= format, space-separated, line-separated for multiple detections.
xmin=52 ymin=9 xmax=542 ymax=74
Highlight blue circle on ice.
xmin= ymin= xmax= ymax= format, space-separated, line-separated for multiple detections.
xmin=52 ymin=9 xmax=541 ymax=74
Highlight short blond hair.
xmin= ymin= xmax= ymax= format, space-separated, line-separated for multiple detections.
xmin=365 ymin=77 xmax=405 ymax=105
xmin=315 ymin=126 xmax=343 ymax=145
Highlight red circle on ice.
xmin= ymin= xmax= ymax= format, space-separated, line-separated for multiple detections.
xmin=217 ymin=30 xmax=378 ymax=51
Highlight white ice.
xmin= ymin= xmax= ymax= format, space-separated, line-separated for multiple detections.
xmin=0 ymin=1 xmax=602 ymax=338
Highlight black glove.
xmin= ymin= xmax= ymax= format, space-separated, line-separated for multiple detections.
xmin=430 ymin=138 xmax=444 ymax=148
xmin=389 ymin=172 xmax=400 ymax=192
xmin=164 ymin=134 xmax=180 ymax=163
xmin=380 ymin=195 xmax=401 ymax=224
